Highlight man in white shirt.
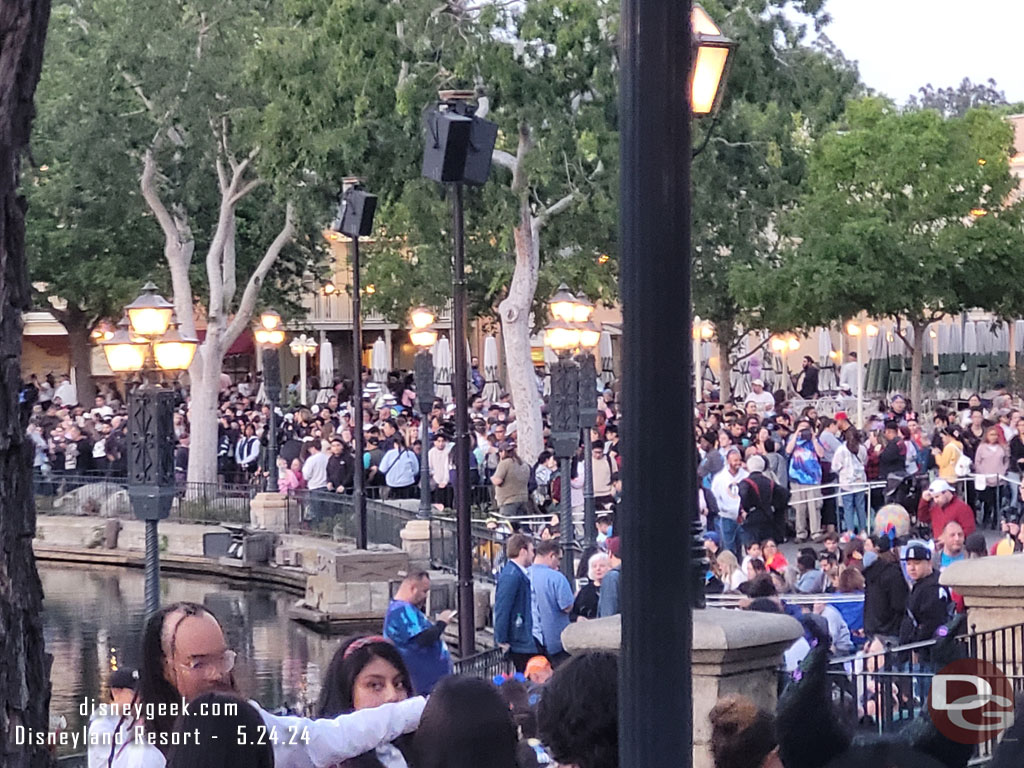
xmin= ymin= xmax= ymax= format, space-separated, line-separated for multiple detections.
xmin=97 ymin=602 xmax=424 ymax=768
xmin=302 ymin=440 xmax=330 ymax=522
xmin=711 ymin=448 xmax=749 ymax=556
xmin=840 ymin=352 xmax=859 ymax=395
xmin=54 ymin=374 xmax=77 ymax=407
xmin=743 ymin=379 xmax=775 ymax=415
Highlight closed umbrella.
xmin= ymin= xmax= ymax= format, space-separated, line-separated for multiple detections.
xmin=316 ymin=338 xmax=334 ymax=403
xmin=962 ymin=321 xmax=981 ymax=396
xmin=864 ymin=328 xmax=888 ymax=394
xmin=732 ymin=336 xmax=751 ymax=400
xmin=543 ymin=345 xmax=558 ymax=398
xmin=371 ymin=337 xmax=389 ymax=385
xmin=481 ymin=336 xmax=502 ymax=402
xmin=818 ymin=328 xmax=838 ymax=392
xmin=599 ymin=331 xmax=615 ymax=389
xmin=433 ymin=336 xmax=453 ymax=402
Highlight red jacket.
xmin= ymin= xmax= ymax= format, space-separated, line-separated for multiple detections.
xmin=917 ymin=495 xmax=976 ymax=538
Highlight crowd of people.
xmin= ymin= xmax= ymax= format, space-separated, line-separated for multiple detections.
xmin=20 ymin=365 xmax=622 ymax=530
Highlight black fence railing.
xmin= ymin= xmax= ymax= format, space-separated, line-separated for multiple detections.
xmin=279 ymin=490 xmax=416 ymax=546
xmin=428 ymin=517 xmax=508 ymax=583
xmin=816 ymin=621 xmax=1024 ymax=764
xmin=453 ymin=646 xmax=514 ymax=680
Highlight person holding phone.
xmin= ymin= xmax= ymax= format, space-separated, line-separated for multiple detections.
xmin=383 ymin=572 xmax=455 ymax=695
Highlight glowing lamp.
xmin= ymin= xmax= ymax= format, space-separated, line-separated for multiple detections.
xmin=690 ymin=4 xmax=737 ymax=117
xmin=125 ymin=282 xmax=174 ymax=337
xmin=549 ymin=284 xmax=579 ymax=323
xmin=545 ymin=320 xmax=581 ymax=352
xmin=578 ymin=322 xmax=601 ymax=350
xmin=410 ymin=306 xmax=436 ymax=330
xmin=153 ymin=324 xmax=199 ymax=371
xmin=102 ymin=319 xmax=148 ymax=373
xmin=410 ymin=327 xmax=439 ymax=348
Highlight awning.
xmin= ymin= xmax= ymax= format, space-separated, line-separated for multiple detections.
xmin=23 ymin=311 xmax=67 ymax=336
xmin=196 ymin=328 xmax=255 ymax=357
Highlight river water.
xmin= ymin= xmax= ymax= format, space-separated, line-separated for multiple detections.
xmin=41 ymin=563 xmax=372 ymax=753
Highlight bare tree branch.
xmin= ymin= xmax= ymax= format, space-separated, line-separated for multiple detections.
xmin=492 ymin=149 xmax=516 ymax=174
xmin=141 ymin=149 xmax=183 ymax=246
xmin=223 ymin=204 xmax=296 ymax=348
xmin=228 ymin=178 xmax=263 ymax=206
xmin=535 ymin=192 xmax=575 ymax=229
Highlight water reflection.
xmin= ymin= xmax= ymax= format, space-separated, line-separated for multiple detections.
xmin=42 ymin=564 xmax=370 ymax=752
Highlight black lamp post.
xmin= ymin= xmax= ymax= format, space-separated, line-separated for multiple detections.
xmin=332 ymin=178 xmax=378 ymax=550
xmin=547 ymin=334 xmax=580 ymax=580
xmin=576 ymin=345 xmax=599 ymax=546
xmin=101 ymin=282 xmax=198 ymax=617
xmin=256 ymin=310 xmax=285 ymax=492
xmin=422 ymin=89 xmax=497 ymax=657
xmin=618 ymin=1 xmax=733 ymax=767
xmin=411 ymin=308 xmax=438 ymax=520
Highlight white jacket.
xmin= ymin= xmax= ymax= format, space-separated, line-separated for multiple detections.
xmin=101 ymin=697 xmax=424 ymax=768
xmin=831 ymin=444 xmax=867 ymax=491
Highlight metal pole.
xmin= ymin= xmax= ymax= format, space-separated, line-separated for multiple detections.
xmin=264 ymin=345 xmax=281 ymax=493
xmin=560 ymin=456 xmax=574 ymax=577
xmin=145 ymin=519 xmax=159 ymax=616
xmin=583 ymin=427 xmax=594 ymax=546
xmin=858 ymin=330 xmax=865 ymax=429
xmin=419 ymin=415 xmax=432 ymax=518
xmin=352 ymin=236 xmax=367 ymax=549
xmin=451 ymin=181 xmax=475 ymax=656
xmin=578 ymin=351 xmax=598 ymax=547
xmin=619 ymin=0 xmax=693 ymax=767
xmin=415 ymin=348 xmax=435 ymax=520
xmin=299 ymin=352 xmax=308 ymax=406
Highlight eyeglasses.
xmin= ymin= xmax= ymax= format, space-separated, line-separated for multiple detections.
xmin=177 ymin=650 xmax=237 ymax=674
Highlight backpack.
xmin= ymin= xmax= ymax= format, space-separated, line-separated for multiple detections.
xmin=954 ymin=445 xmax=972 ymax=478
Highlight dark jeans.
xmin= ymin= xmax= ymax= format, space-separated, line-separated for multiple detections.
xmin=509 ymin=649 xmax=539 ymax=673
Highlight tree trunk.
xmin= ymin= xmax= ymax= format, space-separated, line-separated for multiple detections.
xmin=716 ymin=336 xmax=733 ymax=404
xmin=910 ymin=319 xmax=926 ymax=411
xmin=186 ymin=339 xmax=222 ymax=485
xmin=0 ymin=1 xmax=54 ymax=766
xmin=64 ymin=304 xmax=95 ymax=407
xmin=498 ymin=197 xmax=543 ymax=465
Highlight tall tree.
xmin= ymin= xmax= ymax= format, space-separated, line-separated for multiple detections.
xmin=37 ymin=0 xmax=305 ymax=484
xmin=749 ymin=98 xmax=1023 ymax=406
xmin=906 ymin=77 xmax=1007 ymax=118
xmin=690 ymin=2 xmax=861 ymax=401
xmin=0 ymin=1 xmax=53 ymax=766
xmin=253 ymin=0 xmax=619 ymax=463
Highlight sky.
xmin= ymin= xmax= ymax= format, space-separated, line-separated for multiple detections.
xmin=814 ymin=0 xmax=1024 ymax=105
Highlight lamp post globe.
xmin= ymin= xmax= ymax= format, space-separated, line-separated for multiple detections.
xmin=125 ymin=281 xmax=174 ymax=338
xmin=690 ymin=4 xmax=737 ymax=117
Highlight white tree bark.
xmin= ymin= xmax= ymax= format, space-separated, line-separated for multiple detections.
xmin=140 ymin=134 xmax=295 ymax=485
xmin=494 ymin=127 xmax=575 ymax=465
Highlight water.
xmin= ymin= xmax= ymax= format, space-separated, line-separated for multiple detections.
xmin=41 ymin=563 xmax=375 ymax=754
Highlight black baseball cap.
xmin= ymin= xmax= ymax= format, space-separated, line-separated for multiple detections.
xmin=902 ymin=543 xmax=932 ymax=562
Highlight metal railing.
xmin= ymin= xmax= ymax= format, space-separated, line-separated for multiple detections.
xmin=816 ymin=621 xmax=1024 ymax=764
xmin=428 ymin=516 xmax=508 ymax=583
xmin=453 ymin=646 xmax=514 ymax=679
xmin=279 ymin=489 xmax=416 ymax=546
xmin=34 ymin=473 xmax=257 ymax=525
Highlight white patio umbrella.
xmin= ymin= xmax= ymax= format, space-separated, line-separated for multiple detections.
xmin=599 ymin=331 xmax=615 ymax=389
xmin=481 ymin=336 xmax=502 ymax=402
xmin=732 ymin=336 xmax=751 ymax=400
xmin=316 ymin=338 xmax=334 ymax=403
xmin=433 ymin=336 xmax=453 ymax=402
xmin=371 ymin=336 xmax=389 ymax=385
xmin=818 ymin=328 xmax=838 ymax=391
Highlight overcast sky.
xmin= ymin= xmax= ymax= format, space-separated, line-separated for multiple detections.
xmin=816 ymin=0 xmax=1024 ymax=105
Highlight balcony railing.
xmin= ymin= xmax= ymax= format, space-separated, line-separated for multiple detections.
xmin=303 ymin=293 xmax=453 ymax=328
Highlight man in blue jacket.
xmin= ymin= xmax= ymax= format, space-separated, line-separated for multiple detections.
xmin=493 ymin=533 xmax=537 ymax=672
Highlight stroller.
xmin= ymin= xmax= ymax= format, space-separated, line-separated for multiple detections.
xmin=884 ymin=471 xmax=930 ymax=538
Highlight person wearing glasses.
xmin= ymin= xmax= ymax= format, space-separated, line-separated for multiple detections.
xmin=103 ymin=601 xmax=425 ymax=768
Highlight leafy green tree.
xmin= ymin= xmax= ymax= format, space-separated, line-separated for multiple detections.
xmin=253 ymin=0 xmax=619 ymax=461
xmin=690 ymin=1 xmax=861 ymax=400
xmin=31 ymin=0 xmax=312 ymax=482
xmin=751 ymin=98 xmax=1023 ymax=405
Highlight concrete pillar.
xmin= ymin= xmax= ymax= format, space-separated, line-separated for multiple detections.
xmin=561 ymin=609 xmax=802 ymax=768
xmin=400 ymin=519 xmax=432 ymax=568
xmin=250 ymin=492 xmax=289 ymax=532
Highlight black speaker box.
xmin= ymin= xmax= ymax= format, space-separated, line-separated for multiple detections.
xmin=339 ymin=189 xmax=378 ymax=238
xmin=462 ymin=115 xmax=498 ymax=186
xmin=421 ymin=109 xmax=473 ymax=183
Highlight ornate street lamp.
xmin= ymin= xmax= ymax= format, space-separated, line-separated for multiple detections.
xmin=576 ymin=321 xmax=601 ymax=548
xmin=690 ymin=4 xmax=737 ymax=117
xmin=289 ymin=334 xmax=318 ymax=406
xmin=410 ymin=307 xmax=438 ymax=520
xmin=101 ymin=283 xmax=198 ymax=617
xmin=256 ymin=310 xmax=285 ymax=492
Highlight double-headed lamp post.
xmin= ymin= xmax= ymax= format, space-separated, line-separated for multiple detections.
xmin=545 ymin=285 xmax=601 ymax=575
xmin=410 ymin=307 xmax=438 ymax=520
xmin=101 ymin=282 xmax=198 ymax=617
xmin=289 ymin=334 xmax=318 ymax=406
xmin=255 ymin=310 xmax=285 ymax=492
xmin=845 ymin=321 xmax=878 ymax=428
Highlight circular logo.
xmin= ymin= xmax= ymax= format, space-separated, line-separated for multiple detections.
xmin=927 ymin=658 xmax=1014 ymax=745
